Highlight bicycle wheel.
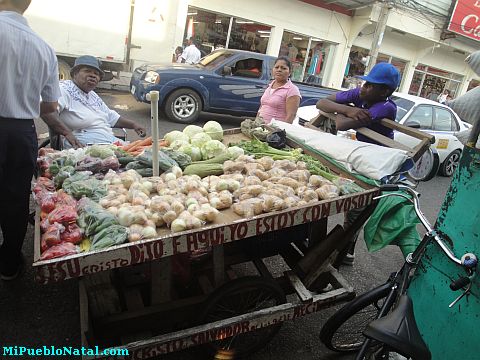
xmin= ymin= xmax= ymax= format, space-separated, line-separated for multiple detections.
xmin=197 ymin=276 xmax=286 ymax=358
xmin=320 ymin=282 xmax=392 ymax=352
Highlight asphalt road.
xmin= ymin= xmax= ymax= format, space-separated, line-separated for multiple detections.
xmin=0 ymin=90 xmax=454 ymax=360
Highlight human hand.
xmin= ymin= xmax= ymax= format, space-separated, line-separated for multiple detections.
xmin=65 ymin=133 xmax=84 ymax=149
xmin=134 ymin=125 xmax=146 ymax=137
xmin=345 ymin=107 xmax=371 ymax=122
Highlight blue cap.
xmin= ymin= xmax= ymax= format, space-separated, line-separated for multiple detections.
xmin=70 ymin=55 xmax=105 ymax=78
xmin=358 ymin=62 xmax=400 ymax=90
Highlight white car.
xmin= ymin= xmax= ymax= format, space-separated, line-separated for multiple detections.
xmin=294 ymin=92 xmax=471 ymax=177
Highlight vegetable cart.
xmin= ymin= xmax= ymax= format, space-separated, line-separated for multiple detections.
xmin=32 ymin=126 xmax=427 ymax=360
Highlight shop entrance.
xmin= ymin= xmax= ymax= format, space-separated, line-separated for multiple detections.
xmin=408 ymin=64 xmax=463 ymax=100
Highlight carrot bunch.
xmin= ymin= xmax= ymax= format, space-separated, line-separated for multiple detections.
xmin=121 ymin=137 xmax=153 ymax=156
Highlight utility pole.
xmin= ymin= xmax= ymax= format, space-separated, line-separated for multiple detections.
xmin=366 ymin=1 xmax=392 ymax=73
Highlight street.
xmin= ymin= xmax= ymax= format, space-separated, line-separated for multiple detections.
xmin=0 ymin=90 xmax=454 ymax=360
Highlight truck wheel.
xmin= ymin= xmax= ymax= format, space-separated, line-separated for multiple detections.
xmin=58 ymin=60 xmax=71 ymax=80
xmin=164 ymin=89 xmax=202 ymax=124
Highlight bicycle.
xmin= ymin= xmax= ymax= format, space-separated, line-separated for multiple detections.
xmin=319 ymin=184 xmax=478 ymax=360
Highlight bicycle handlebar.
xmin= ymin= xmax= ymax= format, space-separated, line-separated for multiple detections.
xmin=377 ymin=185 xmax=477 ymax=269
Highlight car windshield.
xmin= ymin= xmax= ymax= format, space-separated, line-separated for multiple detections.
xmin=391 ymin=96 xmax=415 ymax=122
xmin=198 ymin=51 xmax=234 ymax=69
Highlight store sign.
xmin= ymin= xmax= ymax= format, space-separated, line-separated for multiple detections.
xmin=448 ymin=0 xmax=480 ymax=41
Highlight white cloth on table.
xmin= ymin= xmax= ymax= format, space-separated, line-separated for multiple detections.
xmin=271 ymin=120 xmax=409 ymax=180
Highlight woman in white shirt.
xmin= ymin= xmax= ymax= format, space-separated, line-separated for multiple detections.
xmin=42 ymin=55 xmax=146 ymax=148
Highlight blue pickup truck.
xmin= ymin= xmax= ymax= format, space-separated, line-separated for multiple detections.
xmin=130 ymin=49 xmax=335 ymax=124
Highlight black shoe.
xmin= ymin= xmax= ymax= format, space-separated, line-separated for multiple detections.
xmin=0 ymin=255 xmax=26 ymax=281
xmin=342 ymin=253 xmax=355 ymax=266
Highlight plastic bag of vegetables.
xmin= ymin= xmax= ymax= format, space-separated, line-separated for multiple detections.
xmin=160 ymin=148 xmax=192 ymax=169
xmin=64 ymin=178 xmax=107 ymax=200
xmin=137 ymin=149 xmax=178 ymax=172
xmin=85 ymin=145 xmax=115 ymax=159
xmin=91 ymin=225 xmax=128 ymax=250
xmin=77 ymin=200 xmax=118 ymax=237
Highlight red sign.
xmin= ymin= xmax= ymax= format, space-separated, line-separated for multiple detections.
xmin=448 ymin=0 xmax=480 ymax=41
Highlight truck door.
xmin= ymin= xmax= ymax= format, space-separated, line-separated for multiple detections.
xmin=208 ymin=56 xmax=268 ymax=116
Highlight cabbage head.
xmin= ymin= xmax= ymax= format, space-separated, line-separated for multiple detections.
xmin=201 ymin=140 xmax=227 ymax=160
xmin=191 ymin=132 xmax=212 ymax=148
xmin=182 ymin=125 xmax=204 ymax=139
xmin=203 ymin=121 xmax=223 ymax=141
xmin=227 ymin=146 xmax=244 ymax=159
xmin=179 ymin=144 xmax=202 ymax=162
xmin=169 ymin=139 xmax=189 ymax=150
xmin=164 ymin=131 xmax=189 ymax=146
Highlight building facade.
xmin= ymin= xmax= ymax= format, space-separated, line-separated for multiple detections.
xmin=144 ymin=0 xmax=480 ymax=98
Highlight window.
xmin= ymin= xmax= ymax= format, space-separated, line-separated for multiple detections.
xmin=391 ymin=96 xmax=415 ymax=122
xmin=199 ymin=51 xmax=234 ymax=69
xmin=184 ymin=7 xmax=271 ymax=56
xmin=278 ymin=31 xmax=334 ymax=85
xmin=230 ymin=58 xmax=263 ymax=79
xmin=405 ymin=106 xmax=433 ymax=129
xmin=434 ymin=108 xmax=458 ymax=131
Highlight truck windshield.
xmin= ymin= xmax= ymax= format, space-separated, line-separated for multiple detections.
xmin=391 ymin=96 xmax=415 ymax=122
xmin=198 ymin=51 xmax=234 ymax=69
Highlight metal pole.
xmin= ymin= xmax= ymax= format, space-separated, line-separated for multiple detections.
xmin=149 ymin=91 xmax=160 ymax=176
xmin=366 ymin=1 xmax=391 ymax=73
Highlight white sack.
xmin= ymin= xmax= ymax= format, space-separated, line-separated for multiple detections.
xmin=271 ymin=120 xmax=409 ymax=180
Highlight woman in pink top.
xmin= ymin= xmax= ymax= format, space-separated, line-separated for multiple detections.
xmin=257 ymin=57 xmax=301 ymax=124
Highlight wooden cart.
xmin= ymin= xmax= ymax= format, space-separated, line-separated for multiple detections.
xmin=33 ymin=129 xmax=387 ymax=359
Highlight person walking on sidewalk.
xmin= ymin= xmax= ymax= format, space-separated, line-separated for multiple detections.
xmin=181 ymin=37 xmax=201 ymax=65
xmin=0 ymin=0 xmax=79 ymax=280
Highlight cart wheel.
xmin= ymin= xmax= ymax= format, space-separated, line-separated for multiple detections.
xmin=197 ymin=276 xmax=286 ymax=358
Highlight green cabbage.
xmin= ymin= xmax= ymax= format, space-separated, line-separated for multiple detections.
xmin=164 ymin=130 xmax=189 ymax=146
xmin=227 ymin=146 xmax=244 ymax=159
xmin=191 ymin=132 xmax=212 ymax=148
xmin=183 ymin=125 xmax=204 ymax=139
xmin=179 ymin=144 xmax=202 ymax=161
xmin=169 ymin=139 xmax=189 ymax=150
xmin=203 ymin=121 xmax=223 ymax=141
xmin=201 ymin=140 xmax=227 ymax=160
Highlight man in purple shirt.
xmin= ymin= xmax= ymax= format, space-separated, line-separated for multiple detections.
xmin=316 ymin=62 xmax=400 ymax=145
xmin=316 ymin=62 xmax=400 ymax=264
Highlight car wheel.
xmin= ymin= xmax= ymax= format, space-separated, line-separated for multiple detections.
xmin=164 ymin=88 xmax=202 ymax=124
xmin=440 ymin=149 xmax=461 ymax=177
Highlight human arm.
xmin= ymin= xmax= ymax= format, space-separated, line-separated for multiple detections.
xmin=40 ymin=101 xmax=59 ymax=116
xmin=40 ymin=111 xmax=84 ymax=149
xmin=316 ymin=93 xmax=371 ymax=121
xmin=284 ymin=95 xmax=301 ymax=123
xmin=114 ymin=116 xmax=146 ymax=137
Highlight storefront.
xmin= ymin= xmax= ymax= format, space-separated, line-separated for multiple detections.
xmin=408 ymin=64 xmax=464 ymax=99
xmin=342 ymin=45 xmax=408 ymax=89
xmin=278 ymin=31 xmax=334 ymax=83
xmin=184 ymin=7 xmax=271 ymax=56
xmin=179 ymin=2 xmax=345 ymax=87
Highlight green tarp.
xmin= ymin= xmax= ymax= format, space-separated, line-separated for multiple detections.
xmin=364 ymin=193 xmax=421 ymax=257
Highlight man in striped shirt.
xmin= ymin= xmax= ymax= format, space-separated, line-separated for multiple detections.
xmin=0 ymin=0 xmax=78 ymax=280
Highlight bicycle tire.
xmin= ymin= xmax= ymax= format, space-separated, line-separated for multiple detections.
xmin=197 ymin=276 xmax=286 ymax=358
xmin=320 ymin=282 xmax=391 ymax=353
